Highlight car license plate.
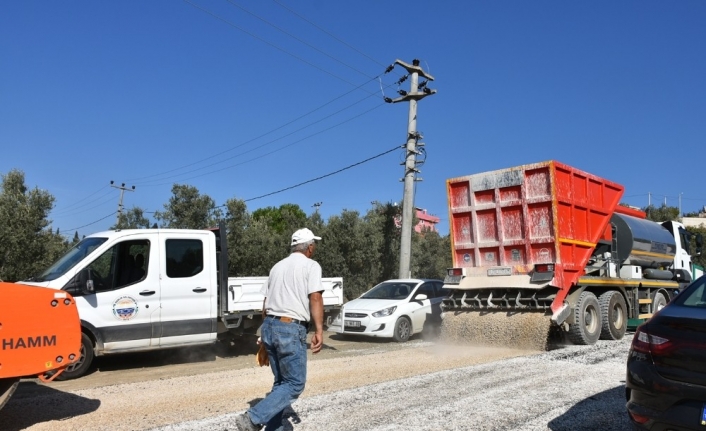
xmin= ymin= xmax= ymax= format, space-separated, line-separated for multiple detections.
xmin=701 ymin=403 xmax=706 ymax=425
xmin=345 ymin=320 xmax=360 ymax=327
xmin=487 ymin=267 xmax=512 ymax=276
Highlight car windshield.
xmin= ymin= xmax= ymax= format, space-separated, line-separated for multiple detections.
xmin=361 ymin=282 xmax=416 ymax=300
xmin=672 ymin=276 xmax=706 ymax=308
xmin=28 ymin=237 xmax=108 ymax=282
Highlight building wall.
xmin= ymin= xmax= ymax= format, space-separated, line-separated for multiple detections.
xmin=415 ymin=208 xmax=440 ymax=233
xmin=683 ymin=217 xmax=706 ymax=229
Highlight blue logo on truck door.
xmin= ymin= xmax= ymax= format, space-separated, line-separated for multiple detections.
xmin=112 ymin=296 xmax=139 ymax=321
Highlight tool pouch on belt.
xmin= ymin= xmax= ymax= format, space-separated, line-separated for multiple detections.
xmin=256 ymin=342 xmax=269 ymax=367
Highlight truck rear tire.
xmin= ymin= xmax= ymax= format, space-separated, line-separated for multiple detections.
xmin=598 ymin=291 xmax=627 ymax=340
xmin=0 ymin=378 xmax=20 ymax=411
xmin=652 ymin=292 xmax=667 ymax=313
xmin=56 ymin=332 xmax=94 ymax=381
xmin=568 ymin=291 xmax=601 ymax=345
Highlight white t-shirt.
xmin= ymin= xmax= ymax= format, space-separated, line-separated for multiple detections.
xmin=261 ymin=252 xmax=323 ymax=322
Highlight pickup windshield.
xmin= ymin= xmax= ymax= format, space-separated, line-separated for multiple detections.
xmin=29 ymin=237 xmax=108 ymax=282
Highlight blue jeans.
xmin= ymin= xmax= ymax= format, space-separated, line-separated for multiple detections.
xmin=248 ymin=317 xmax=308 ymax=430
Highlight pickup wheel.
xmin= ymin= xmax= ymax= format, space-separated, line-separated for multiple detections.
xmin=0 ymin=378 xmax=20 ymax=411
xmin=568 ymin=291 xmax=601 ymax=345
xmin=393 ymin=317 xmax=412 ymax=342
xmin=56 ymin=332 xmax=95 ymax=381
xmin=598 ymin=291 xmax=627 ymax=340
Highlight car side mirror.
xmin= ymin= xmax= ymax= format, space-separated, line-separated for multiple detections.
xmin=415 ymin=293 xmax=428 ymax=301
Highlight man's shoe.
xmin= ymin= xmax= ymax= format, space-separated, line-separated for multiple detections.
xmin=234 ymin=412 xmax=261 ymax=431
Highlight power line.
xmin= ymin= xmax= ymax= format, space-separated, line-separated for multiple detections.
xmin=51 ymin=185 xmax=110 ymax=215
xmin=60 ymin=211 xmax=118 ymax=233
xmin=125 ymin=79 xmax=378 ymax=184
xmin=224 ymin=0 xmax=375 ymax=80
xmin=271 ymin=0 xmax=388 ymax=68
xmin=236 ymin=144 xmax=401 ymax=203
xmin=138 ymin=102 xmax=387 ymax=187
xmin=182 ymin=0 xmax=368 ymax=89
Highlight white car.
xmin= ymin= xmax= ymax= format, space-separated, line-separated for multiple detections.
xmin=329 ymin=279 xmax=447 ymax=342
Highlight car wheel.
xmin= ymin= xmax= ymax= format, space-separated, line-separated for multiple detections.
xmin=568 ymin=291 xmax=601 ymax=345
xmin=56 ymin=332 xmax=95 ymax=381
xmin=598 ymin=291 xmax=627 ymax=340
xmin=393 ymin=317 xmax=411 ymax=342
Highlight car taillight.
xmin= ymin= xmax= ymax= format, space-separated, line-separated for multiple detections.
xmin=447 ymin=268 xmax=462 ymax=277
xmin=534 ymin=263 xmax=555 ymax=272
xmin=631 ymin=326 xmax=672 ymax=355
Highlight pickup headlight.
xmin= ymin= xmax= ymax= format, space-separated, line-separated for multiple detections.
xmin=372 ymin=306 xmax=397 ymax=318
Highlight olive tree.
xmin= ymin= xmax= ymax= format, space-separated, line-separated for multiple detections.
xmin=0 ymin=170 xmax=67 ymax=281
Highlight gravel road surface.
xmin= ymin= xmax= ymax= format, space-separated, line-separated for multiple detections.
xmin=1 ymin=333 xmax=634 ymax=431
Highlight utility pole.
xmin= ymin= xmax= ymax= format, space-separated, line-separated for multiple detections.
xmin=385 ymin=59 xmax=436 ymax=279
xmin=679 ymin=192 xmax=683 ymax=216
xmin=312 ymin=202 xmax=322 ymax=214
xmin=111 ymin=181 xmax=135 ymax=225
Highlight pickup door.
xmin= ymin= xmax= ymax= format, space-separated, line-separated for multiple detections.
xmin=157 ymin=231 xmax=217 ymax=346
xmin=65 ymin=232 xmax=161 ymax=351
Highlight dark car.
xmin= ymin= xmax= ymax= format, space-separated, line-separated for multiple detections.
xmin=626 ymin=275 xmax=706 ymax=430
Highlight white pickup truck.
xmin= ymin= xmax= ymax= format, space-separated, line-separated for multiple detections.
xmin=20 ymin=223 xmax=343 ymax=379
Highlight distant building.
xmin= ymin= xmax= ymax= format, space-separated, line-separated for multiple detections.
xmin=415 ymin=207 xmax=440 ymax=233
xmin=683 ymin=217 xmax=706 ymax=229
xmin=682 ymin=206 xmax=706 ymax=228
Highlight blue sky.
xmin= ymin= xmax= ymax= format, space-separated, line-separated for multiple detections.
xmin=1 ymin=1 xmax=705 ymax=238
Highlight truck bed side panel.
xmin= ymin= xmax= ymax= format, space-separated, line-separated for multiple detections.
xmin=225 ymin=277 xmax=343 ymax=313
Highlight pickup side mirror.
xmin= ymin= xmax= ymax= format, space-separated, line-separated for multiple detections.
xmin=78 ymin=268 xmax=96 ymax=295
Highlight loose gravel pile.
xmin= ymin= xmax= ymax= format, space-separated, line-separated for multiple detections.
xmin=440 ymin=310 xmax=552 ymax=350
xmin=153 ymin=337 xmax=633 ymax=431
xmin=2 ymin=334 xmax=634 ymax=431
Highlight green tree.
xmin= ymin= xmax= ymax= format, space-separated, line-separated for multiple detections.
xmin=411 ymin=230 xmax=451 ymax=280
xmin=644 ymin=204 xmax=680 ymax=222
xmin=0 ymin=169 xmax=67 ymax=281
xmin=154 ymin=184 xmax=222 ymax=229
xmin=112 ymin=206 xmax=151 ymax=229
xmin=686 ymin=225 xmax=706 ymax=270
xmin=252 ymin=204 xmax=307 ymax=234
xmin=318 ymin=209 xmax=388 ymax=300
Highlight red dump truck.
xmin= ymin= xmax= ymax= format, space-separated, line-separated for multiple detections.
xmin=441 ymin=160 xmax=703 ymax=346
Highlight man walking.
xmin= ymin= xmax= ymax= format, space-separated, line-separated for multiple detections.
xmin=234 ymin=228 xmax=325 ymax=431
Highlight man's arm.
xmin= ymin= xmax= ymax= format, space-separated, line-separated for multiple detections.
xmin=308 ymin=291 xmax=324 ymax=354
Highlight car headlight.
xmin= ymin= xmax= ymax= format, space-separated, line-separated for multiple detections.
xmin=372 ymin=306 xmax=397 ymax=318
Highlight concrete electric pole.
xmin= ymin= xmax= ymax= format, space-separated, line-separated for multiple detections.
xmin=385 ymin=59 xmax=436 ymax=279
xmin=111 ymin=181 xmax=135 ymax=225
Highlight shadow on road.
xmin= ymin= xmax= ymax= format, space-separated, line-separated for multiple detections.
xmin=548 ymin=385 xmax=630 ymax=431
xmin=90 ymin=335 xmax=261 ymax=375
xmin=1 ymin=381 xmax=101 ymax=431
